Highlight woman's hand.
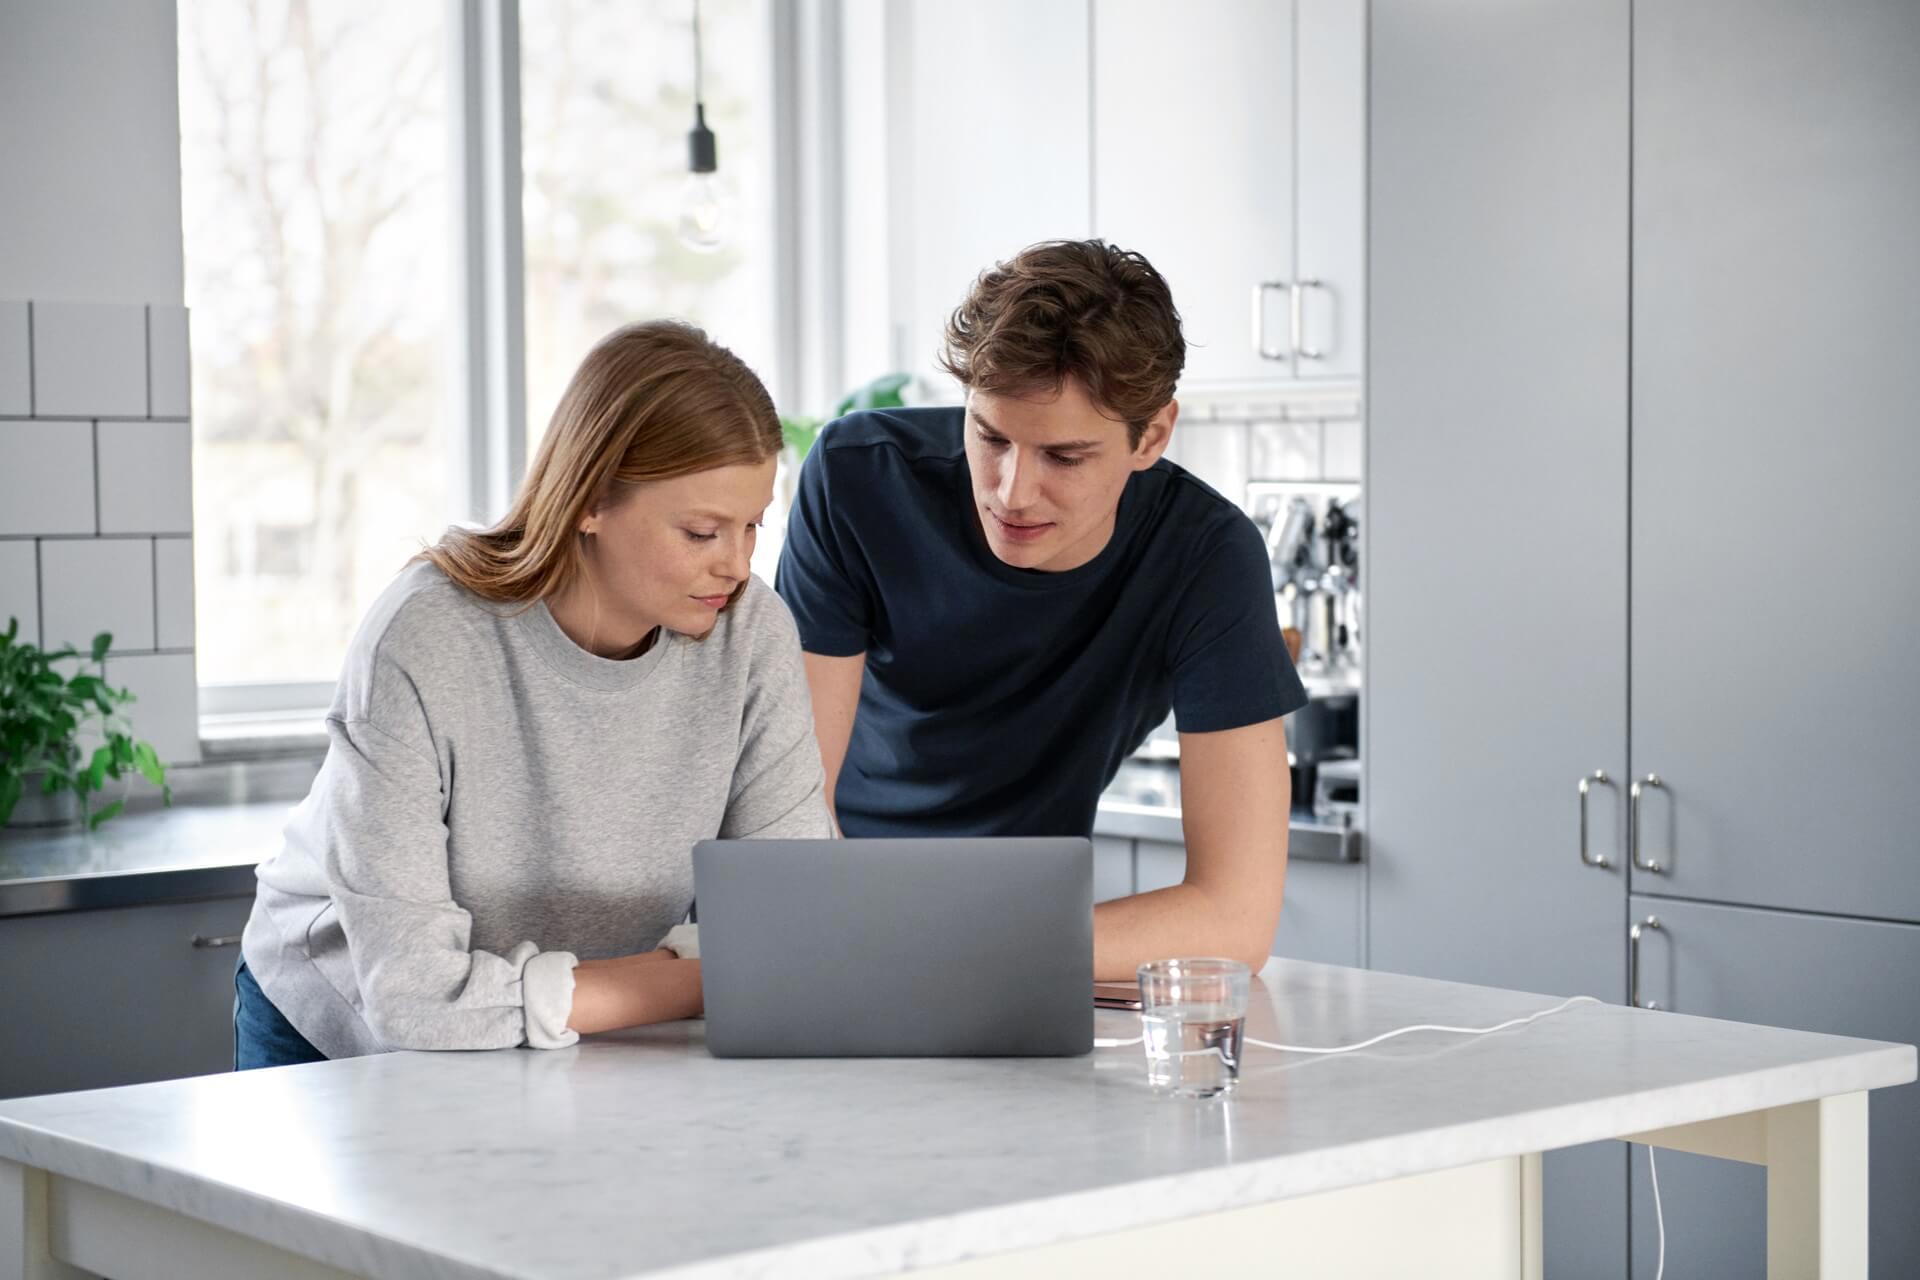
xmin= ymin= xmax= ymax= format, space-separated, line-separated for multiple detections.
xmin=566 ymin=955 xmax=703 ymax=1034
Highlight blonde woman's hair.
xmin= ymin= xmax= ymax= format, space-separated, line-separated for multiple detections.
xmin=422 ymin=320 xmax=780 ymax=605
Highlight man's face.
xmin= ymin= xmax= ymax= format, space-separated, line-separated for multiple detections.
xmin=963 ymin=379 xmax=1175 ymax=573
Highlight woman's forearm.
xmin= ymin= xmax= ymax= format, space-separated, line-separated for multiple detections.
xmin=567 ymin=956 xmax=703 ymax=1034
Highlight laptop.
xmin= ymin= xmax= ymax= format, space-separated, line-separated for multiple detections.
xmin=691 ymin=837 xmax=1094 ymax=1058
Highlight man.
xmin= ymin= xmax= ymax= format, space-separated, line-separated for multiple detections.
xmin=775 ymin=240 xmax=1306 ymax=978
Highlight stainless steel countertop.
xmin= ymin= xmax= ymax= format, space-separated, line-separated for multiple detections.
xmin=0 ymin=800 xmax=290 ymax=917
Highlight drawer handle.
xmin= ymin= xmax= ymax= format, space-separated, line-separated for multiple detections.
xmin=191 ymin=933 xmax=242 ymax=949
xmin=1629 ymin=915 xmax=1663 ymax=1010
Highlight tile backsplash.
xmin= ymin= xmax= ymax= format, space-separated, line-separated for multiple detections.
xmin=0 ymin=299 xmax=200 ymax=765
xmin=1163 ymin=393 xmax=1364 ymax=517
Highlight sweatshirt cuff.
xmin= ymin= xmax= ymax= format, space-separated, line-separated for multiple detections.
xmin=520 ymin=948 xmax=579 ymax=1049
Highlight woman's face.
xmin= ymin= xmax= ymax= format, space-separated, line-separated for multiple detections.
xmin=577 ymin=457 xmax=778 ymax=643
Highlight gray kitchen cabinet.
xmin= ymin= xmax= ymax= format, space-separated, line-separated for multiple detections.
xmin=1093 ymin=0 xmax=1363 ymax=391
xmin=1368 ymin=0 xmax=1631 ymax=1274
xmin=1134 ymin=836 xmax=1184 ymax=896
xmin=0 ymin=895 xmax=251 ymax=1098
xmin=1092 ymin=834 xmax=1134 ymax=904
xmin=1628 ymin=0 xmax=1920 ymax=924
xmin=1136 ymin=836 xmax=1362 ymax=968
xmin=1626 ymin=896 xmax=1920 ymax=1276
xmin=886 ymin=0 xmax=1092 ymax=394
xmin=1269 ymin=859 xmax=1362 ymax=969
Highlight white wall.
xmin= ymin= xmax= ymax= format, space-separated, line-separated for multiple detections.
xmin=0 ymin=0 xmax=185 ymax=305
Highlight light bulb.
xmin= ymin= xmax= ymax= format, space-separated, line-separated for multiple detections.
xmin=678 ymin=172 xmax=727 ymax=253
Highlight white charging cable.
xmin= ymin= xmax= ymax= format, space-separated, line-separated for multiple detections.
xmin=1093 ymin=993 xmax=1667 ymax=1271
xmin=1646 ymin=1145 xmax=1665 ymax=1280
xmin=1092 ymin=993 xmax=1602 ymax=1053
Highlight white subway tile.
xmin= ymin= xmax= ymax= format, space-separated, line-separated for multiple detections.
xmin=31 ymin=302 xmax=148 ymax=418
xmin=1250 ymin=421 xmax=1322 ymax=480
xmin=0 ymin=303 xmax=29 ymax=415
xmin=148 ymin=305 xmax=191 ymax=418
xmin=1323 ymin=418 xmax=1363 ymax=481
xmin=0 ymin=541 xmax=37 ymax=646
xmin=1174 ymin=423 xmax=1250 ymax=506
xmin=100 ymin=652 xmax=201 ymax=766
xmin=154 ymin=538 xmax=195 ymax=649
xmin=97 ymin=420 xmax=191 ymax=534
xmin=38 ymin=538 xmax=154 ymax=655
xmin=0 ymin=421 xmax=94 ymax=535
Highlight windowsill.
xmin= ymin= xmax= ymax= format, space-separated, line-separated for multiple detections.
xmin=198 ymin=712 xmax=330 ymax=763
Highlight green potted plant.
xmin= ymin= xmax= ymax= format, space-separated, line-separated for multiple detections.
xmin=778 ymin=371 xmax=911 ymax=463
xmin=1 ymin=618 xmax=172 ymax=831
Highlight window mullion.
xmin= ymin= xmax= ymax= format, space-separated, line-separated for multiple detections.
xmin=450 ymin=0 xmax=528 ymax=526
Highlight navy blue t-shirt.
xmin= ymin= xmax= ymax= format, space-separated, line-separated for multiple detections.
xmin=774 ymin=407 xmax=1306 ymax=838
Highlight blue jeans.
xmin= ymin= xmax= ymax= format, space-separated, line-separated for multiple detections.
xmin=233 ymin=959 xmax=328 ymax=1070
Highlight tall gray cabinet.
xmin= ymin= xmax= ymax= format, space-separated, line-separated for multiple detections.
xmin=1369 ymin=1 xmax=1632 ymax=1273
xmin=1370 ymin=0 xmax=1920 ymax=1273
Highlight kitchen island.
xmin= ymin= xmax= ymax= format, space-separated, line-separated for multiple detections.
xmin=2 ymin=959 xmax=1911 ymax=1279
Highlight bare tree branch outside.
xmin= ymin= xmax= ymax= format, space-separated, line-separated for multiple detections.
xmin=178 ymin=0 xmax=773 ymax=689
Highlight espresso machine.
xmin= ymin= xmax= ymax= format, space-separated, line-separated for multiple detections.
xmin=1264 ymin=493 xmax=1362 ymax=673
xmin=1264 ymin=492 xmax=1363 ymax=816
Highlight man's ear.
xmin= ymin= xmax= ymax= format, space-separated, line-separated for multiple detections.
xmin=1131 ymin=399 xmax=1179 ymax=470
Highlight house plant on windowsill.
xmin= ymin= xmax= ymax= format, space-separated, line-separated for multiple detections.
xmin=1 ymin=619 xmax=172 ymax=832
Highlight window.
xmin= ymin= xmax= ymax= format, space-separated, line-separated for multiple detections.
xmin=179 ymin=0 xmax=813 ymax=719
xmin=520 ymin=0 xmax=777 ymax=450
xmin=178 ymin=0 xmax=453 ymax=690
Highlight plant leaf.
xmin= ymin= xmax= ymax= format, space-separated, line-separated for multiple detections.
xmin=87 ymin=746 xmax=113 ymax=792
xmin=87 ymin=799 xmax=124 ymax=830
xmin=132 ymin=741 xmax=166 ymax=787
xmin=90 ymin=633 xmax=112 ymax=662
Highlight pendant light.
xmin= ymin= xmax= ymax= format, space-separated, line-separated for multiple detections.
xmin=677 ymin=0 xmax=727 ymax=253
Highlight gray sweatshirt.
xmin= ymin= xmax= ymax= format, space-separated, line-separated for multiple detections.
xmin=241 ymin=562 xmax=832 ymax=1058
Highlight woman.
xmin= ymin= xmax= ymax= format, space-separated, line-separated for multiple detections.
xmin=234 ymin=321 xmax=832 ymax=1068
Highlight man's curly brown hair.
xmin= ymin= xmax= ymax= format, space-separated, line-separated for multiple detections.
xmin=939 ymin=240 xmax=1186 ymax=447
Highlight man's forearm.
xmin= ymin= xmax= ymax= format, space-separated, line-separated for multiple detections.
xmin=1092 ymin=879 xmax=1282 ymax=981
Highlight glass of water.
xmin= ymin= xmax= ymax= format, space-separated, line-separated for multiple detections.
xmin=1137 ymin=958 xmax=1251 ymax=1099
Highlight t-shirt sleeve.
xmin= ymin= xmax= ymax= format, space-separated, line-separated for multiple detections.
xmin=774 ymin=438 xmax=876 ymax=657
xmin=1165 ymin=516 xmax=1309 ymax=733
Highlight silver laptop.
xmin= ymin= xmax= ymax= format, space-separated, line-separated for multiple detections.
xmin=692 ymin=837 xmax=1093 ymax=1058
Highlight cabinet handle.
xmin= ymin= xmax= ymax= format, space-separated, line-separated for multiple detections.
xmin=191 ymin=933 xmax=242 ymax=949
xmin=1577 ymin=769 xmax=1615 ymax=869
xmin=1629 ymin=915 xmax=1663 ymax=1010
xmin=1294 ymin=279 xmax=1328 ymax=361
xmin=1252 ymin=281 xmax=1292 ymax=360
xmin=1629 ymin=774 xmax=1668 ymax=874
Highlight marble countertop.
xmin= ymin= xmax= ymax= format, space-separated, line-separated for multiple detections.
xmin=0 ymin=960 xmax=1910 ymax=1279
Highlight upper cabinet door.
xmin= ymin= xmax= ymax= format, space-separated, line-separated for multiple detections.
xmin=1630 ymin=0 xmax=1920 ymax=920
xmin=1294 ymin=0 xmax=1365 ymax=383
xmin=890 ymin=1 xmax=1093 ymax=397
xmin=1093 ymin=0 xmax=1296 ymax=391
